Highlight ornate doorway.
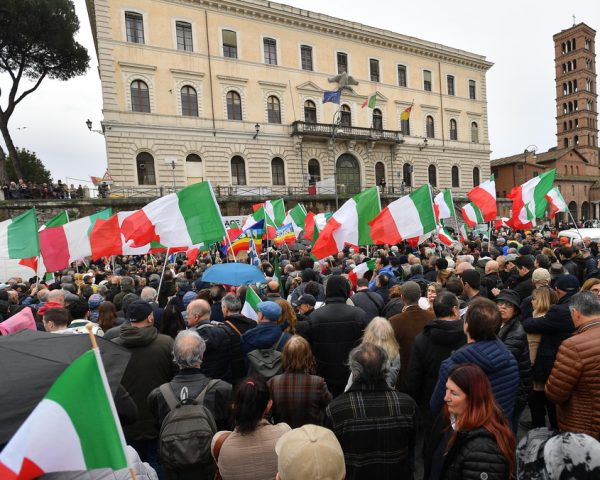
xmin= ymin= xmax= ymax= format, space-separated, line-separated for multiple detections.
xmin=336 ymin=153 xmax=361 ymax=194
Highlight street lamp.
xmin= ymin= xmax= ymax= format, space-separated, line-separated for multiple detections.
xmin=418 ymin=138 xmax=428 ymax=151
xmin=253 ymin=123 xmax=260 ymax=140
xmin=164 ymin=157 xmax=177 ymax=191
xmin=330 ymin=109 xmax=343 ymax=209
xmin=522 ymin=145 xmax=538 ymax=183
xmin=85 ymin=119 xmax=104 ymax=135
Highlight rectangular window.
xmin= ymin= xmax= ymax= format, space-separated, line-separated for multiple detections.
xmin=401 ymin=119 xmax=410 ymax=136
xmin=176 ymin=21 xmax=193 ymax=52
xmin=469 ymin=80 xmax=476 ymax=99
xmin=423 ymin=70 xmax=432 ymax=92
xmin=300 ymin=45 xmax=313 ymax=71
xmin=397 ymin=65 xmax=407 ymax=87
xmin=263 ymin=37 xmax=277 ymax=65
xmin=125 ymin=12 xmax=144 ymax=44
xmin=370 ymin=59 xmax=380 ymax=82
xmin=447 ymin=75 xmax=455 ymax=96
xmin=222 ymin=30 xmax=237 ymax=58
xmin=337 ymin=52 xmax=348 ymax=74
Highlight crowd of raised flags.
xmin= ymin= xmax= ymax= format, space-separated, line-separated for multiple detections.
xmin=0 ymin=168 xmax=571 ymax=282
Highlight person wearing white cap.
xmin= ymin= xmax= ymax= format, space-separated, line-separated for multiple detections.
xmin=275 ymin=424 xmax=345 ymax=480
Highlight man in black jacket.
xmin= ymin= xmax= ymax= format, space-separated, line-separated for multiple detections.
xmin=220 ymin=293 xmax=256 ymax=384
xmin=306 ymin=275 xmax=367 ymax=397
xmin=513 ymin=255 xmax=535 ymax=301
xmin=402 ymin=291 xmax=466 ymax=431
xmin=350 ymin=278 xmax=384 ymax=321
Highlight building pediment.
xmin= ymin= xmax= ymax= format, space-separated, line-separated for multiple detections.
xmin=296 ymin=81 xmax=324 ymax=92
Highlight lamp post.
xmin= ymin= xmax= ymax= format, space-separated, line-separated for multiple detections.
xmin=330 ymin=109 xmax=343 ymax=209
xmin=85 ymin=119 xmax=104 ymax=135
xmin=253 ymin=123 xmax=260 ymax=140
xmin=523 ymin=145 xmax=538 ymax=184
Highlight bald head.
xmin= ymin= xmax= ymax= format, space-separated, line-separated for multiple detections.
xmin=267 ymin=280 xmax=280 ymax=294
xmin=456 ymin=262 xmax=474 ymax=276
xmin=47 ymin=289 xmax=65 ymax=306
xmin=186 ymin=299 xmax=211 ymax=327
xmin=485 ymin=260 xmax=499 ymax=275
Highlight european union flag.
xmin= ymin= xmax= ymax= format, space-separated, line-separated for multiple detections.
xmin=323 ymin=90 xmax=341 ymax=104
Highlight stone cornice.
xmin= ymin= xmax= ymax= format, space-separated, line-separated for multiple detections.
xmin=191 ymin=0 xmax=494 ymax=71
xmin=216 ymin=74 xmax=248 ymax=83
xmin=257 ymin=80 xmax=288 ymax=89
xmin=170 ymin=69 xmax=205 ymax=78
xmin=118 ymin=61 xmax=157 ymax=72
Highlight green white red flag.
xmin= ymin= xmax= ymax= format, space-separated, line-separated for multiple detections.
xmin=241 ymin=287 xmax=262 ymax=321
xmin=437 ymin=225 xmax=457 ymax=246
xmin=0 ymin=350 xmax=128 ymax=479
xmin=461 ymin=202 xmax=485 ymax=228
xmin=369 ymin=185 xmax=436 ymax=245
xmin=467 ymin=176 xmax=496 ymax=222
xmin=434 ymin=190 xmax=456 ymax=221
xmin=459 ymin=224 xmax=468 ymax=242
xmin=0 ymin=209 xmax=40 ymax=260
xmin=348 ymin=259 xmax=376 ymax=287
xmin=312 ymin=187 xmax=380 ymax=259
xmin=507 ymin=169 xmax=555 ymax=229
xmin=545 ymin=186 xmax=568 ymax=219
xmin=283 ymin=203 xmax=307 ymax=237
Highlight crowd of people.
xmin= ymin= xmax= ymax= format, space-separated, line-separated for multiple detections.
xmin=2 ymin=179 xmax=88 ymax=200
xmin=1 ymin=227 xmax=600 ymax=479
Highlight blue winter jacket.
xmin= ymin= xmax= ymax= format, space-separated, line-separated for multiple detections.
xmin=240 ymin=322 xmax=291 ymax=361
xmin=368 ymin=265 xmax=398 ymax=291
xmin=430 ymin=339 xmax=519 ymax=420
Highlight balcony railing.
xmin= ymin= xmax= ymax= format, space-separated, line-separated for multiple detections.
xmin=292 ymin=121 xmax=404 ymax=144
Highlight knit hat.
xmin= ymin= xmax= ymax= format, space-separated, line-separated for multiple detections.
xmin=88 ymin=293 xmax=105 ymax=310
xmin=555 ymin=274 xmax=580 ymax=292
xmin=532 ymin=268 xmax=551 ymax=286
xmin=183 ymin=291 xmax=198 ymax=309
xmin=276 ymin=425 xmax=345 ymax=480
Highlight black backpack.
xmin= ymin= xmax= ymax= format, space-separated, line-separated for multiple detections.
xmin=158 ymin=379 xmax=219 ymax=470
xmin=246 ymin=331 xmax=286 ymax=380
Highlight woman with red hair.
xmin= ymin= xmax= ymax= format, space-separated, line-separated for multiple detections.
xmin=437 ymin=363 xmax=516 ymax=480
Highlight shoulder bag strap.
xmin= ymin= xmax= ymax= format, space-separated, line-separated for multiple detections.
xmin=213 ymin=431 xmax=231 ymax=462
xmin=196 ymin=379 xmax=221 ymax=405
xmin=363 ymin=291 xmax=383 ymax=314
xmin=273 ymin=331 xmax=286 ymax=350
xmin=225 ymin=320 xmax=242 ymax=336
xmin=159 ymin=383 xmax=179 ymax=411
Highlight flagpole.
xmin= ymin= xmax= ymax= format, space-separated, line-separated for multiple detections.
xmin=567 ymin=209 xmax=583 ymax=240
xmin=35 ymin=255 xmax=41 ymax=288
xmin=155 ymin=248 xmax=170 ymax=302
xmin=264 ymin=207 xmax=269 ymax=265
xmin=224 ymin=229 xmax=238 ymax=263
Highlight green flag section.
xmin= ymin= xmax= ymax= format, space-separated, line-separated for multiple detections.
xmin=311 ymin=187 xmax=380 ymax=260
xmin=461 ymin=202 xmax=485 ymax=228
xmin=272 ymin=255 xmax=285 ymax=296
xmin=434 ymin=190 xmax=456 ymax=220
xmin=283 ymin=203 xmax=307 ymax=237
xmin=507 ymin=169 xmax=556 ymax=229
xmin=361 ymin=94 xmax=377 ymax=109
xmin=369 ymin=185 xmax=437 ymax=245
xmin=241 ymin=287 xmax=262 ymax=321
xmin=0 ymin=350 xmax=128 ymax=479
xmin=121 ymin=181 xmax=226 ymax=248
xmin=0 ymin=209 xmax=40 ymax=259
xmin=45 ymin=211 xmax=69 ymax=228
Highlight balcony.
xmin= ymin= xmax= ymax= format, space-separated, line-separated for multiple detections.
xmin=292 ymin=121 xmax=404 ymax=144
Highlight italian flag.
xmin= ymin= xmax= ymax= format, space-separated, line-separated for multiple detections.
xmin=0 ymin=209 xmax=40 ymax=260
xmin=243 ymin=199 xmax=286 ymax=239
xmin=241 ymin=287 xmax=262 ymax=321
xmin=369 ymin=185 xmax=436 ymax=245
xmin=461 ymin=202 xmax=485 ymax=228
xmin=545 ymin=186 xmax=568 ymax=219
xmin=0 ymin=350 xmax=128 ymax=479
xmin=312 ymin=187 xmax=380 ymax=259
xmin=437 ymin=225 xmax=457 ymax=246
xmin=434 ymin=190 xmax=456 ymax=221
xmin=348 ymin=259 xmax=376 ymax=287
xmin=507 ymin=169 xmax=556 ymax=229
xmin=283 ymin=203 xmax=307 ymax=237
xmin=121 ymin=181 xmax=226 ymax=248
xmin=89 ymin=211 xmax=153 ymax=260
xmin=407 ymin=232 xmax=432 ymax=248
xmin=361 ymin=94 xmax=377 ymax=109
xmin=459 ymin=224 xmax=468 ymax=242
xmin=467 ymin=177 xmax=496 ymax=222
xmin=39 ymin=209 xmax=112 ymax=272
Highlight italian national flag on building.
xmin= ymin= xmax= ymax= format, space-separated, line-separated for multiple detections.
xmin=0 ymin=350 xmax=128 ymax=479
xmin=241 ymin=287 xmax=262 ymax=321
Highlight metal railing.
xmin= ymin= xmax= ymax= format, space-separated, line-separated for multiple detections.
xmin=292 ymin=121 xmax=404 ymax=143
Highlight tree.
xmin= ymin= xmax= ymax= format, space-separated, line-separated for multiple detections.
xmin=6 ymin=148 xmax=53 ymax=184
xmin=0 ymin=0 xmax=89 ymax=183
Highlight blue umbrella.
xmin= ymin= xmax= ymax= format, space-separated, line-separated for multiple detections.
xmin=202 ymin=263 xmax=266 ymax=286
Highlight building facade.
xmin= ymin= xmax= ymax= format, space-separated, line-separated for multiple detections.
xmin=86 ymin=0 xmax=493 ymax=197
xmin=492 ymin=22 xmax=599 ymax=222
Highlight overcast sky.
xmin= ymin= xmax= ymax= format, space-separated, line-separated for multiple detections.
xmin=1 ymin=0 xmax=598 ymax=185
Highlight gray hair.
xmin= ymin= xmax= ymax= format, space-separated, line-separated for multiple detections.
xmin=348 ymin=343 xmax=388 ymax=385
xmin=37 ymin=288 xmax=49 ymax=303
xmin=222 ymin=293 xmax=241 ymax=313
xmin=47 ymin=289 xmax=65 ymax=303
xmin=410 ymin=264 xmax=424 ymax=276
xmin=96 ymin=284 xmax=108 ymax=296
xmin=173 ymin=330 xmax=206 ymax=368
xmin=120 ymin=276 xmax=134 ymax=289
xmin=141 ymin=286 xmax=157 ymax=302
xmin=187 ymin=299 xmax=211 ymax=319
xmin=570 ymin=291 xmax=600 ymax=317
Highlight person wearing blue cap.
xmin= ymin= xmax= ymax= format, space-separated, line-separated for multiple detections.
xmin=240 ymin=301 xmax=291 ymax=361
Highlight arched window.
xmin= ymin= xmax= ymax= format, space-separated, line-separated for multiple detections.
xmin=428 ymin=164 xmax=437 ymax=187
xmin=449 ymin=119 xmax=458 ymax=140
xmin=308 ymin=159 xmax=320 ymax=184
xmin=375 ymin=162 xmax=385 ymax=187
xmin=451 ymin=166 xmax=459 ymax=188
xmin=304 ymin=100 xmax=317 ymax=123
xmin=186 ymin=153 xmax=201 ymax=162
xmin=185 ymin=154 xmax=202 ymax=184
xmin=426 ymin=115 xmax=435 ymax=138
xmin=403 ymin=163 xmax=412 ymax=187
xmin=271 ymin=157 xmax=285 ymax=185
xmin=181 ymin=86 xmax=198 ymax=116
xmin=131 ymin=80 xmax=150 ymax=113
xmin=340 ymin=104 xmax=351 ymax=127
xmin=471 ymin=122 xmax=479 ymax=143
xmin=231 ymin=156 xmax=246 ymax=185
xmin=372 ymin=108 xmax=383 ymax=130
xmin=226 ymin=91 xmax=242 ymax=120
xmin=136 ymin=152 xmax=156 ymax=185
xmin=267 ymin=95 xmax=281 ymax=124
xmin=473 ymin=167 xmax=480 ymax=187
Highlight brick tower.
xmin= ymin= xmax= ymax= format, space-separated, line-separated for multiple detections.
xmin=554 ymin=23 xmax=598 ymax=164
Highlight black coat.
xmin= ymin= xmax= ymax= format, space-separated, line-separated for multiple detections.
xmin=522 ymin=291 xmax=576 ymax=382
xmin=192 ymin=321 xmax=232 ymax=381
xmin=513 ymin=270 xmax=534 ymax=301
xmin=498 ymin=315 xmax=533 ymax=414
xmin=351 ymin=290 xmax=384 ymax=320
xmin=481 ymin=273 xmax=504 ymax=300
xmin=440 ymin=427 xmax=510 ymax=480
xmin=402 ymin=319 xmax=466 ymax=419
xmin=306 ymin=297 xmax=368 ymax=397
xmin=382 ymin=297 xmax=404 ymax=319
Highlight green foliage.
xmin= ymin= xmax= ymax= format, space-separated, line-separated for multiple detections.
xmin=6 ymin=148 xmax=53 ymax=184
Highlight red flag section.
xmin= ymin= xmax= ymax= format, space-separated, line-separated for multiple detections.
xmin=90 ymin=216 xmax=122 ymax=260
xmin=18 ymin=257 xmax=38 ymax=272
xmin=120 ymin=210 xmax=158 ymax=248
xmin=39 ymin=227 xmax=70 ymax=272
xmin=368 ymin=208 xmax=401 ymax=245
xmin=311 ymin=217 xmax=342 ymax=259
